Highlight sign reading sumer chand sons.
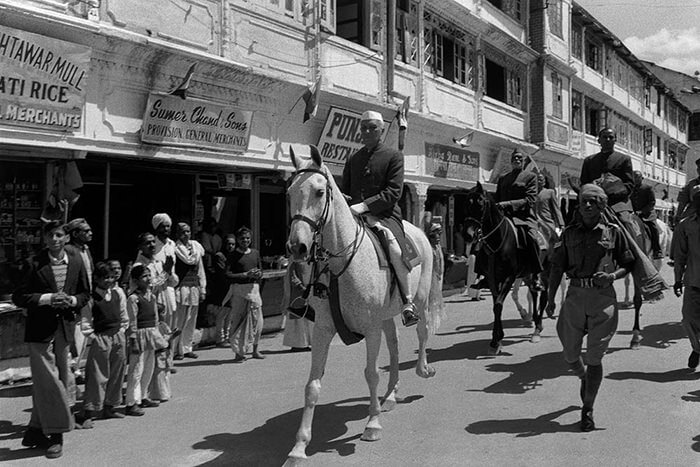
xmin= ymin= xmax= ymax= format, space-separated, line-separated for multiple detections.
xmin=0 ymin=26 xmax=91 ymax=131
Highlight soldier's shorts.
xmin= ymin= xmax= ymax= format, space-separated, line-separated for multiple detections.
xmin=556 ymin=285 xmax=618 ymax=366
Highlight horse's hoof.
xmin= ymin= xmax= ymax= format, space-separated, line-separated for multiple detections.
xmin=283 ymin=452 xmax=307 ymax=467
xmin=361 ymin=427 xmax=382 ymax=442
xmin=530 ymin=333 xmax=541 ymax=343
xmin=416 ymin=365 xmax=436 ymax=379
xmin=630 ymin=341 xmax=640 ymax=350
xmin=487 ymin=344 xmax=502 ymax=356
xmin=380 ymin=398 xmax=397 ymax=412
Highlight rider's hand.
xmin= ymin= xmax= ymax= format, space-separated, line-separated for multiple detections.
xmin=674 ymin=281 xmax=683 ymax=297
xmin=554 ymin=227 xmax=562 ymax=237
xmin=350 ymin=202 xmax=368 ymax=216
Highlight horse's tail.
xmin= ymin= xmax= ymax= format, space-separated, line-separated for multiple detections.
xmin=425 ymin=245 xmax=445 ymax=334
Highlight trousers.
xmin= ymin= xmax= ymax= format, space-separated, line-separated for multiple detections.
xmin=125 ymin=350 xmax=155 ymax=406
xmin=83 ymin=331 xmax=126 ymax=411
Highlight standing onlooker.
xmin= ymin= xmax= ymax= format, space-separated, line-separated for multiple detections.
xmin=65 ymin=218 xmax=95 ymax=381
xmin=225 ymin=227 xmax=264 ymax=362
xmin=282 ymin=261 xmax=314 ymax=352
xmin=546 ymin=184 xmax=634 ymax=432
xmin=673 ymin=185 xmax=700 ymax=369
xmin=199 ymin=217 xmax=222 ymax=274
xmin=13 ymin=221 xmax=90 ymax=458
xmin=212 ymin=235 xmax=236 ymax=347
xmin=173 ymin=222 xmax=206 ymax=359
xmin=535 ymin=172 xmax=565 ymax=239
xmin=80 ymin=262 xmax=128 ymax=423
xmin=125 ymin=263 xmax=165 ymax=415
xmin=151 ymin=213 xmax=178 ymax=329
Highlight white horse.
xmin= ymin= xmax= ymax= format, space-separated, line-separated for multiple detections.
xmin=284 ymin=146 xmax=444 ymax=465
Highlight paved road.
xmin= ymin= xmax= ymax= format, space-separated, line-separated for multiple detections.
xmin=1 ymin=264 xmax=698 ymax=466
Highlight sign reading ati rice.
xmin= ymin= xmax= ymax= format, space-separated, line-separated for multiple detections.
xmin=141 ymin=93 xmax=253 ymax=153
xmin=0 ymin=26 xmax=91 ymax=131
xmin=424 ymin=142 xmax=479 ymax=180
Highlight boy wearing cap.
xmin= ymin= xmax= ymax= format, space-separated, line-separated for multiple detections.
xmin=341 ymin=110 xmax=420 ymax=327
xmin=546 ymin=184 xmax=634 ymax=432
xmin=673 ymin=185 xmax=700 ymax=370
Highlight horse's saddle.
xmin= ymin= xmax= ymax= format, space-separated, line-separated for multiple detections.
xmin=365 ymin=222 xmax=421 ymax=270
xmin=509 ymin=221 xmax=548 ymax=251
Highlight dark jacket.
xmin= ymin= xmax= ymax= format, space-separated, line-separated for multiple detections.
xmin=495 ymin=169 xmax=539 ymax=230
xmin=580 ymin=151 xmax=634 ymax=212
xmin=341 ymin=142 xmax=404 ymax=223
xmin=631 ymin=183 xmax=656 ymax=220
xmin=13 ymin=249 xmax=90 ymax=343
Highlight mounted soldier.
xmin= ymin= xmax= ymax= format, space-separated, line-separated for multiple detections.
xmin=494 ymin=149 xmax=543 ymax=288
xmin=341 ymin=110 xmax=420 ymax=327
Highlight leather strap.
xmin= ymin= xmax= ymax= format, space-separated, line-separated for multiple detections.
xmin=329 ymin=274 xmax=364 ymax=345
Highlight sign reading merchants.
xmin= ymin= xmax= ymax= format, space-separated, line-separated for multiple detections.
xmin=317 ymin=106 xmax=389 ymax=165
xmin=0 ymin=26 xmax=91 ymax=131
xmin=424 ymin=142 xmax=479 ymax=180
xmin=141 ymin=93 xmax=253 ymax=153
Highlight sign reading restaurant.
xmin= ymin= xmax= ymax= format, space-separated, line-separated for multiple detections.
xmin=0 ymin=26 xmax=91 ymax=131
xmin=317 ymin=106 xmax=389 ymax=165
xmin=141 ymin=93 xmax=253 ymax=153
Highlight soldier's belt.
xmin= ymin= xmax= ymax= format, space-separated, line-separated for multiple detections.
xmin=569 ymin=277 xmax=596 ymax=288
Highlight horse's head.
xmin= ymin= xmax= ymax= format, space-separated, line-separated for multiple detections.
xmin=462 ymin=182 xmax=488 ymax=243
xmin=286 ymin=145 xmax=333 ymax=261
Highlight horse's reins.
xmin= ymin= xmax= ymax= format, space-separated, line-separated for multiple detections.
xmin=465 ymin=203 xmax=509 ymax=255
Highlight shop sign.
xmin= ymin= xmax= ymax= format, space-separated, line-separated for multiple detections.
xmin=317 ymin=106 xmax=389 ymax=165
xmin=424 ymin=142 xmax=479 ymax=180
xmin=141 ymin=93 xmax=253 ymax=153
xmin=0 ymin=26 xmax=91 ymax=132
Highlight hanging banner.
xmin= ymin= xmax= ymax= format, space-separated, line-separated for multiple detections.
xmin=317 ymin=106 xmax=390 ymax=165
xmin=0 ymin=26 xmax=91 ymax=132
xmin=141 ymin=93 xmax=253 ymax=153
xmin=425 ymin=142 xmax=479 ymax=180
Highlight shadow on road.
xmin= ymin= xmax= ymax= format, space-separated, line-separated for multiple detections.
xmin=191 ymin=397 xmax=375 ymax=466
xmin=682 ymin=390 xmax=700 ymax=403
xmin=475 ymin=351 xmax=569 ymax=394
xmin=615 ymin=321 xmax=686 ymax=349
xmin=465 ymin=405 xmax=581 ymax=437
xmin=606 ymin=368 xmax=700 ymax=383
xmin=0 ymin=419 xmax=47 ymax=462
xmin=0 ymin=385 xmax=32 ymax=398
xmin=436 ymin=318 xmax=533 ymax=337
xmin=692 ymin=435 xmax=700 ymax=453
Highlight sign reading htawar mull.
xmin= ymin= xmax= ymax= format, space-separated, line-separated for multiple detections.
xmin=318 ymin=107 xmax=389 ymax=165
xmin=141 ymin=93 xmax=253 ymax=153
xmin=0 ymin=25 xmax=91 ymax=132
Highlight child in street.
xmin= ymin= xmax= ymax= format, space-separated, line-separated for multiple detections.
xmin=81 ymin=262 xmax=129 ymax=423
xmin=124 ymin=263 xmax=166 ymax=416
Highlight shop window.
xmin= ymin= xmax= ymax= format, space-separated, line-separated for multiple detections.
xmin=571 ymin=23 xmax=583 ymax=59
xmin=0 ymin=162 xmax=46 ymax=297
xmin=551 ymin=72 xmax=563 ymax=119
xmin=548 ymin=0 xmax=562 ymax=38
xmin=485 ymin=0 xmax=522 ymax=22
xmin=336 ymin=0 xmax=382 ymax=50
xmin=585 ymin=38 xmax=601 ymax=72
xmin=571 ymin=89 xmax=583 ymax=131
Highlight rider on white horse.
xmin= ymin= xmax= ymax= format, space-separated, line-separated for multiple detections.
xmin=341 ymin=110 xmax=420 ymax=327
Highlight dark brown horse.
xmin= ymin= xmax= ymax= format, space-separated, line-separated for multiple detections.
xmin=462 ymin=182 xmax=547 ymax=354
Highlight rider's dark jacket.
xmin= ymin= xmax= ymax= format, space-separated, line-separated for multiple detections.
xmin=495 ymin=168 xmax=539 ymax=231
xmin=580 ymin=150 xmax=634 ymax=213
xmin=341 ymin=142 xmax=404 ymax=226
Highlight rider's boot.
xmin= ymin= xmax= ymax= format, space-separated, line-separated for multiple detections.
xmin=388 ymin=238 xmax=420 ymax=327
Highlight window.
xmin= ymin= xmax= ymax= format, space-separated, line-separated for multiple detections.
xmin=691 ymin=113 xmax=700 ymax=141
xmin=614 ymin=57 xmax=626 ymax=87
xmin=336 ymin=0 xmax=381 ymax=50
xmin=396 ymin=1 xmax=418 ymax=66
xmin=571 ymin=23 xmax=583 ymax=59
xmin=629 ymin=122 xmax=644 ymax=155
xmin=669 ymin=103 xmax=678 ymax=128
xmin=604 ymin=46 xmax=613 ymax=79
xmin=644 ymin=84 xmax=651 ymax=109
xmin=585 ymin=38 xmax=601 ymax=72
xmin=423 ymin=12 xmax=475 ymax=89
xmin=679 ymin=110 xmax=687 ymax=133
xmin=656 ymin=136 xmax=661 ymax=160
xmin=571 ymin=90 xmax=583 ymax=131
xmin=551 ymin=72 xmax=563 ymax=119
xmin=548 ymin=0 xmax=562 ymax=38
xmin=485 ymin=58 xmax=506 ymax=103
xmin=656 ymin=90 xmax=663 ymax=117
xmin=584 ymin=97 xmax=606 ymax=137
xmin=610 ymin=112 xmax=628 ymax=147
xmin=486 ymin=0 xmax=522 ymax=21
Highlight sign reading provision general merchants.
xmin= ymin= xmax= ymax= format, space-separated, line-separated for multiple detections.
xmin=141 ymin=93 xmax=253 ymax=153
xmin=0 ymin=26 xmax=91 ymax=131
xmin=424 ymin=142 xmax=479 ymax=180
xmin=317 ymin=106 xmax=389 ymax=165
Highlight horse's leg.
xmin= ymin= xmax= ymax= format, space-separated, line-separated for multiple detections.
xmin=511 ymin=278 xmax=529 ymax=322
xmin=381 ymin=318 xmax=399 ymax=412
xmin=489 ymin=278 xmax=515 ymax=355
xmin=361 ymin=330 xmax=383 ymax=442
xmin=285 ymin=326 xmax=335 ymax=465
xmin=631 ymin=283 xmax=643 ymax=349
xmin=530 ymin=278 xmax=544 ymax=343
xmin=415 ymin=312 xmax=436 ymax=378
xmin=621 ymin=273 xmax=633 ymax=307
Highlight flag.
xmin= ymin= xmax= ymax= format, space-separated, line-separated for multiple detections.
xmin=302 ymin=75 xmax=322 ymax=123
xmin=397 ymin=96 xmax=410 ymax=150
xmin=41 ymin=161 xmax=83 ymax=223
xmin=169 ymin=63 xmax=197 ymax=99
xmin=452 ymin=131 xmax=474 ymax=148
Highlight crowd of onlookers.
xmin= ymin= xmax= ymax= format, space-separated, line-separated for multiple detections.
xmin=12 ymin=213 xmax=313 ymax=459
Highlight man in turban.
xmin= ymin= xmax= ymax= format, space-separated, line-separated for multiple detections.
xmin=546 ymin=184 xmax=634 ymax=432
xmin=150 ymin=213 xmax=178 ymax=329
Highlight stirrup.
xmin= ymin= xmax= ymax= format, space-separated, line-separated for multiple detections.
xmin=401 ymin=302 xmax=420 ymax=327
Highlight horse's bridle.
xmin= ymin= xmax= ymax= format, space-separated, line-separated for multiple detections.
xmin=464 ymin=200 xmax=508 ymax=255
xmin=288 ymin=168 xmax=333 ymax=234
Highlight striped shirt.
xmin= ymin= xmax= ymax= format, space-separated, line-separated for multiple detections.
xmin=49 ymin=253 xmax=69 ymax=292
